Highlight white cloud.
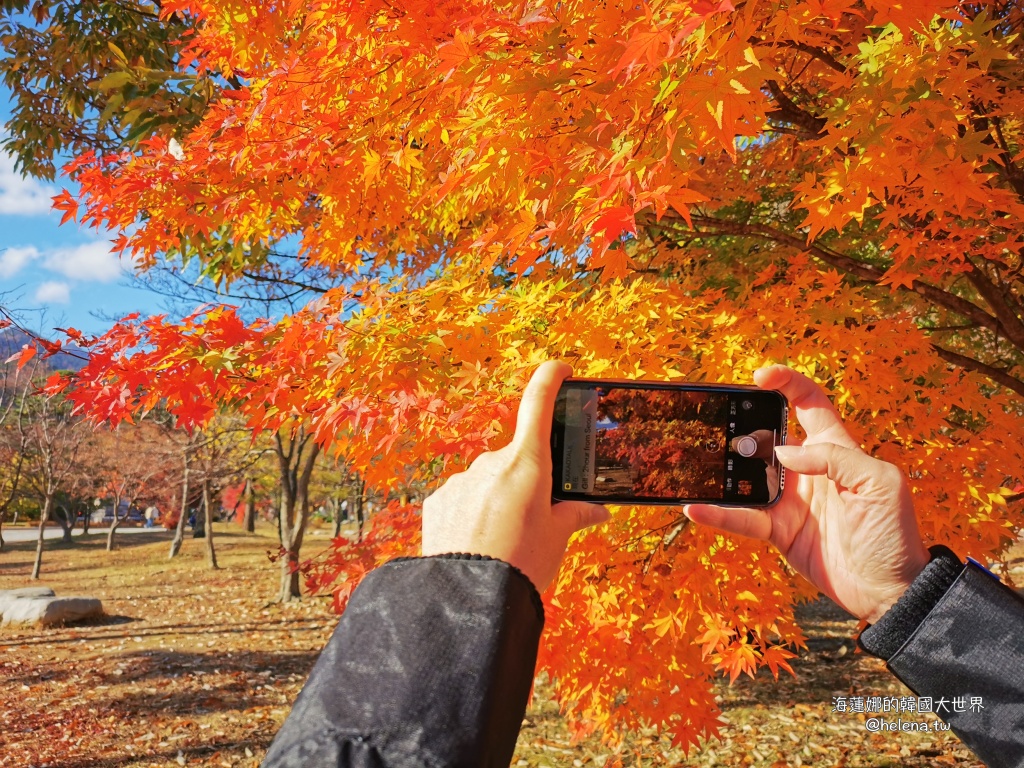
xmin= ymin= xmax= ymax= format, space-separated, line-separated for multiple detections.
xmin=0 ymin=150 xmax=57 ymax=216
xmin=0 ymin=245 xmax=39 ymax=278
xmin=43 ymin=241 xmax=125 ymax=283
xmin=34 ymin=281 xmax=70 ymax=304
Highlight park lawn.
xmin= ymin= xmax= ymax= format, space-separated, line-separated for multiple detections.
xmin=0 ymin=523 xmax=987 ymax=768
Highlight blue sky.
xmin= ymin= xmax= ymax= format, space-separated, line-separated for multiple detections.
xmin=0 ymin=86 xmax=157 ymax=338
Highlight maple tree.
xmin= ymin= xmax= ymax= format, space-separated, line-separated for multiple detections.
xmin=221 ymin=476 xmax=257 ymax=531
xmin=8 ymin=0 xmax=1024 ymax=751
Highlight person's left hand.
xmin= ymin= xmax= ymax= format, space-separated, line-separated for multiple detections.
xmin=421 ymin=361 xmax=610 ymax=592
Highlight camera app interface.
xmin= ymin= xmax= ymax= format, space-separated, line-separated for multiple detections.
xmin=556 ymin=386 xmax=782 ymax=503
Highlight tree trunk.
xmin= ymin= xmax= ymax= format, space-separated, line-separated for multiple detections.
xmin=242 ymin=477 xmax=256 ymax=533
xmin=356 ymin=481 xmax=366 ymax=543
xmin=276 ymin=438 xmax=320 ymax=603
xmin=279 ymin=488 xmax=300 ymax=602
xmin=0 ymin=498 xmax=11 ymax=552
xmin=56 ymin=505 xmax=74 ymax=543
xmin=279 ymin=552 xmax=301 ymax=602
xmin=106 ymin=494 xmax=123 ymax=552
xmin=276 ymin=487 xmax=286 ymax=547
xmin=106 ymin=518 xmax=121 ymax=551
xmin=332 ymin=493 xmax=343 ymax=539
xmin=31 ymin=494 xmax=53 ymax=580
xmin=0 ymin=450 xmax=25 ymax=555
xmin=169 ymin=459 xmax=189 ymax=559
xmin=203 ymin=479 xmax=219 ymax=569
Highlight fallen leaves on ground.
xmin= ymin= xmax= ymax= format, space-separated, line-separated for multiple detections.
xmin=1 ymin=525 xmax=335 ymax=768
xmin=0 ymin=523 xmax=998 ymax=766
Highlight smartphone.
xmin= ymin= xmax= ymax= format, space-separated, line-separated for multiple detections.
xmin=551 ymin=379 xmax=788 ymax=507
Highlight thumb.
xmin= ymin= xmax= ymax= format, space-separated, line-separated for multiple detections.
xmin=774 ymin=442 xmax=883 ymax=492
xmin=554 ymin=501 xmax=611 ymax=535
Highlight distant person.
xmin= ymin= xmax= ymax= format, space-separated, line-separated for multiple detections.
xmin=260 ymin=362 xmax=1023 ymax=768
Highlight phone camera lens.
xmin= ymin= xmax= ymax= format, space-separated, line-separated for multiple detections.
xmin=742 ymin=400 xmax=754 ymax=410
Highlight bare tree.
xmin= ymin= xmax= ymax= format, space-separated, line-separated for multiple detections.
xmin=166 ymin=413 xmax=262 ymax=567
xmin=0 ymin=361 xmax=33 ymax=553
xmin=168 ymin=430 xmax=199 ymax=559
xmin=91 ymin=421 xmax=169 ymax=552
xmin=22 ymin=392 xmax=83 ymax=579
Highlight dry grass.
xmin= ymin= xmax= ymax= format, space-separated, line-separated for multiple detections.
xmin=0 ymin=523 xmax=988 ymax=767
xmin=1 ymin=523 xmax=334 ymax=768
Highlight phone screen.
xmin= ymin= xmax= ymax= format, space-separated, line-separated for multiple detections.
xmin=551 ymin=382 xmax=788 ymax=506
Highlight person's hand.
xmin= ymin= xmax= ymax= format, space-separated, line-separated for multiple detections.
xmin=421 ymin=361 xmax=610 ymax=592
xmin=684 ymin=365 xmax=930 ymax=624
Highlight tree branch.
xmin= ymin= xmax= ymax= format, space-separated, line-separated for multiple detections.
xmin=753 ymin=38 xmax=848 ymax=74
xmin=930 ymin=345 xmax=1024 ymax=398
xmin=962 ymin=258 xmax=1024 ymax=350
xmin=664 ymin=213 xmax=1011 ymax=339
xmin=988 ymin=114 xmax=1024 ymax=200
xmin=765 ymin=80 xmax=827 ymax=139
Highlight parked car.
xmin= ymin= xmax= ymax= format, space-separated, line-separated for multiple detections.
xmin=90 ymin=503 xmax=146 ymax=526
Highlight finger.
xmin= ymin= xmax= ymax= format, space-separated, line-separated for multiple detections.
xmin=684 ymin=503 xmax=772 ymax=541
xmin=774 ymin=443 xmax=893 ymax=493
xmin=512 ymin=360 xmax=573 ymax=455
xmin=753 ymin=365 xmax=859 ymax=450
xmin=554 ymin=501 xmax=611 ymax=534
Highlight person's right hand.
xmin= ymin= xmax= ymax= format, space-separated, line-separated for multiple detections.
xmin=421 ymin=361 xmax=610 ymax=593
xmin=685 ymin=365 xmax=930 ymax=624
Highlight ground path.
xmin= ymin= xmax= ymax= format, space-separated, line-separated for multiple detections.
xmin=2 ymin=526 xmax=168 ymax=543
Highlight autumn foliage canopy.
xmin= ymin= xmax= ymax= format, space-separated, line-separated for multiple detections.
xmin=34 ymin=0 xmax=1024 ymax=751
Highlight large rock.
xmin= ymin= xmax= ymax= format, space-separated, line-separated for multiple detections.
xmin=1 ymin=596 xmax=103 ymax=627
xmin=0 ymin=587 xmax=56 ymax=618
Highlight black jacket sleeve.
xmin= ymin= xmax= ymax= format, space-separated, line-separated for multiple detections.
xmin=260 ymin=554 xmax=544 ymax=768
xmin=859 ymin=546 xmax=1024 ymax=768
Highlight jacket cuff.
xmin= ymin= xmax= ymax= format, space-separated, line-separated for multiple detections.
xmin=858 ymin=545 xmax=964 ymax=660
xmin=391 ymin=553 xmax=545 ymax=623
xmin=882 ymin=562 xmax=1024 ymax=766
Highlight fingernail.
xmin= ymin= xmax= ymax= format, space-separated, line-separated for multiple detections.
xmin=774 ymin=445 xmax=801 ymax=460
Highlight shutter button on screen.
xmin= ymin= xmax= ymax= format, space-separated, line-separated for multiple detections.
xmin=734 ymin=435 xmax=758 ymax=457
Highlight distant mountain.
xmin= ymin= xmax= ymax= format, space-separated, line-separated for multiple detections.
xmin=0 ymin=327 xmax=87 ymax=373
